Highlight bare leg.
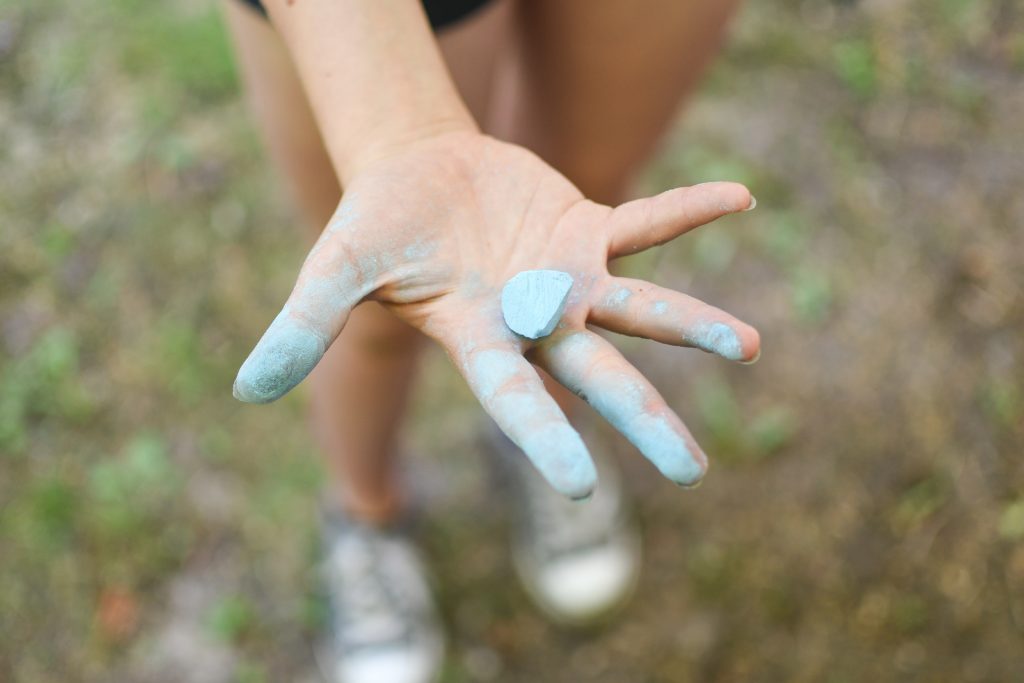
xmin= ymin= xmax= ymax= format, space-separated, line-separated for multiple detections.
xmin=496 ymin=0 xmax=741 ymax=204
xmin=491 ymin=0 xmax=742 ymax=413
xmin=224 ymin=0 xmax=512 ymax=522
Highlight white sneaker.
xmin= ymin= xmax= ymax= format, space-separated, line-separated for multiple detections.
xmin=315 ymin=510 xmax=444 ymax=683
xmin=496 ymin=433 xmax=642 ymax=625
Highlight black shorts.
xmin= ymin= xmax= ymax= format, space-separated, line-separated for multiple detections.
xmin=237 ymin=0 xmax=496 ymax=32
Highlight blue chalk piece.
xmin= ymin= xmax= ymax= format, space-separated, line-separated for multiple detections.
xmin=500 ymin=270 xmax=574 ymax=340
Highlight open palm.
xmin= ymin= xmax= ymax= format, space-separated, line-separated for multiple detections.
xmin=234 ymin=131 xmax=759 ymax=499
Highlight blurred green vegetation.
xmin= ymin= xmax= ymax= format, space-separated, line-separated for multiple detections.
xmin=2 ymin=0 xmax=1023 ymax=682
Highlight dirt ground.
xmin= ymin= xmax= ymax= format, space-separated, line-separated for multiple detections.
xmin=2 ymin=1 xmax=1023 ymax=681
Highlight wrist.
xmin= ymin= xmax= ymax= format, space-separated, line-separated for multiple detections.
xmin=336 ymin=112 xmax=478 ymax=183
xmin=264 ymin=0 xmax=478 ymax=185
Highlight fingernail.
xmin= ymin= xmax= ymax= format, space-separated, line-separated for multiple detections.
xmin=739 ymin=349 xmax=761 ymax=365
xmin=743 ymin=195 xmax=757 ymax=212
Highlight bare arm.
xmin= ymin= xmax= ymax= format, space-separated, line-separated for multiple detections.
xmin=261 ymin=0 xmax=475 ymax=181
xmin=235 ymin=1 xmax=761 ymax=498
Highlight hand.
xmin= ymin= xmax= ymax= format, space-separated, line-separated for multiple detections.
xmin=233 ymin=131 xmax=759 ymax=499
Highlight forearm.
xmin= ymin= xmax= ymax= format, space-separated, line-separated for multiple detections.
xmin=262 ymin=0 xmax=476 ymax=183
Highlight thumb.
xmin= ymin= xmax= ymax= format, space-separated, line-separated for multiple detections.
xmin=233 ymin=238 xmax=371 ymax=404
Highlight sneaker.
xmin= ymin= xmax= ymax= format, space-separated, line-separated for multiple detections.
xmin=495 ymin=432 xmax=642 ymax=625
xmin=315 ymin=508 xmax=444 ymax=683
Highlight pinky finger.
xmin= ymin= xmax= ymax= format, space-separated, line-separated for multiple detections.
xmin=589 ymin=277 xmax=761 ymax=363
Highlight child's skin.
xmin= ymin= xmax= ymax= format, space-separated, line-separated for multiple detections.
xmin=225 ymin=0 xmax=752 ymax=514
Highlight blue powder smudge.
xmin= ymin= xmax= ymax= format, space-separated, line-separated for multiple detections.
xmin=403 ymin=239 xmax=437 ymax=261
xmin=548 ymin=333 xmax=705 ymax=486
xmin=234 ymin=266 xmax=362 ymax=404
xmin=491 ymin=390 xmax=596 ymax=500
xmin=584 ymin=376 xmax=704 ymax=486
xmin=652 ymin=300 xmax=668 ymax=316
xmin=467 ymin=348 xmax=520 ymax=401
xmin=234 ymin=307 xmax=327 ymax=403
xmin=686 ymin=321 xmax=744 ymax=361
xmin=357 ymin=254 xmax=383 ymax=283
xmin=466 ymin=348 xmax=596 ymax=499
xmin=324 ymin=205 xmax=359 ymax=236
xmin=288 ymin=265 xmax=361 ymax=329
xmin=626 ymin=412 xmax=704 ymax=486
xmin=605 ymin=286 xmax=632 ymax=310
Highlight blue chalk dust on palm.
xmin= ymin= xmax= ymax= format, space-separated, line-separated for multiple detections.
xmin=500 ymin=270 xmax=574 ymax=340
xmin=403 ymin=238 xmax=437 ymax=261
xmin=467 ymin=348 xmax=521 ymax=401
xmin=466 ymin=348 xmax=596 ymax=499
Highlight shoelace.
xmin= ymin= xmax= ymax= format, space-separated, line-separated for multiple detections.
xmin=325 ymin=530 xmax=409 ymax=646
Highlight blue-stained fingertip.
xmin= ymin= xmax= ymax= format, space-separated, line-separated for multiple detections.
xmin=233 ymin=315 xmax=327 ymax=404
xmin=622 ymin=413 xmax=707 ymax=487
xmin=667 ymin=457 xmax=707 ymax=488
xmin=519 ymin=424 xmax=597 ymax=500
xmin=688 ymin=321 xmax=745 ymax=362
